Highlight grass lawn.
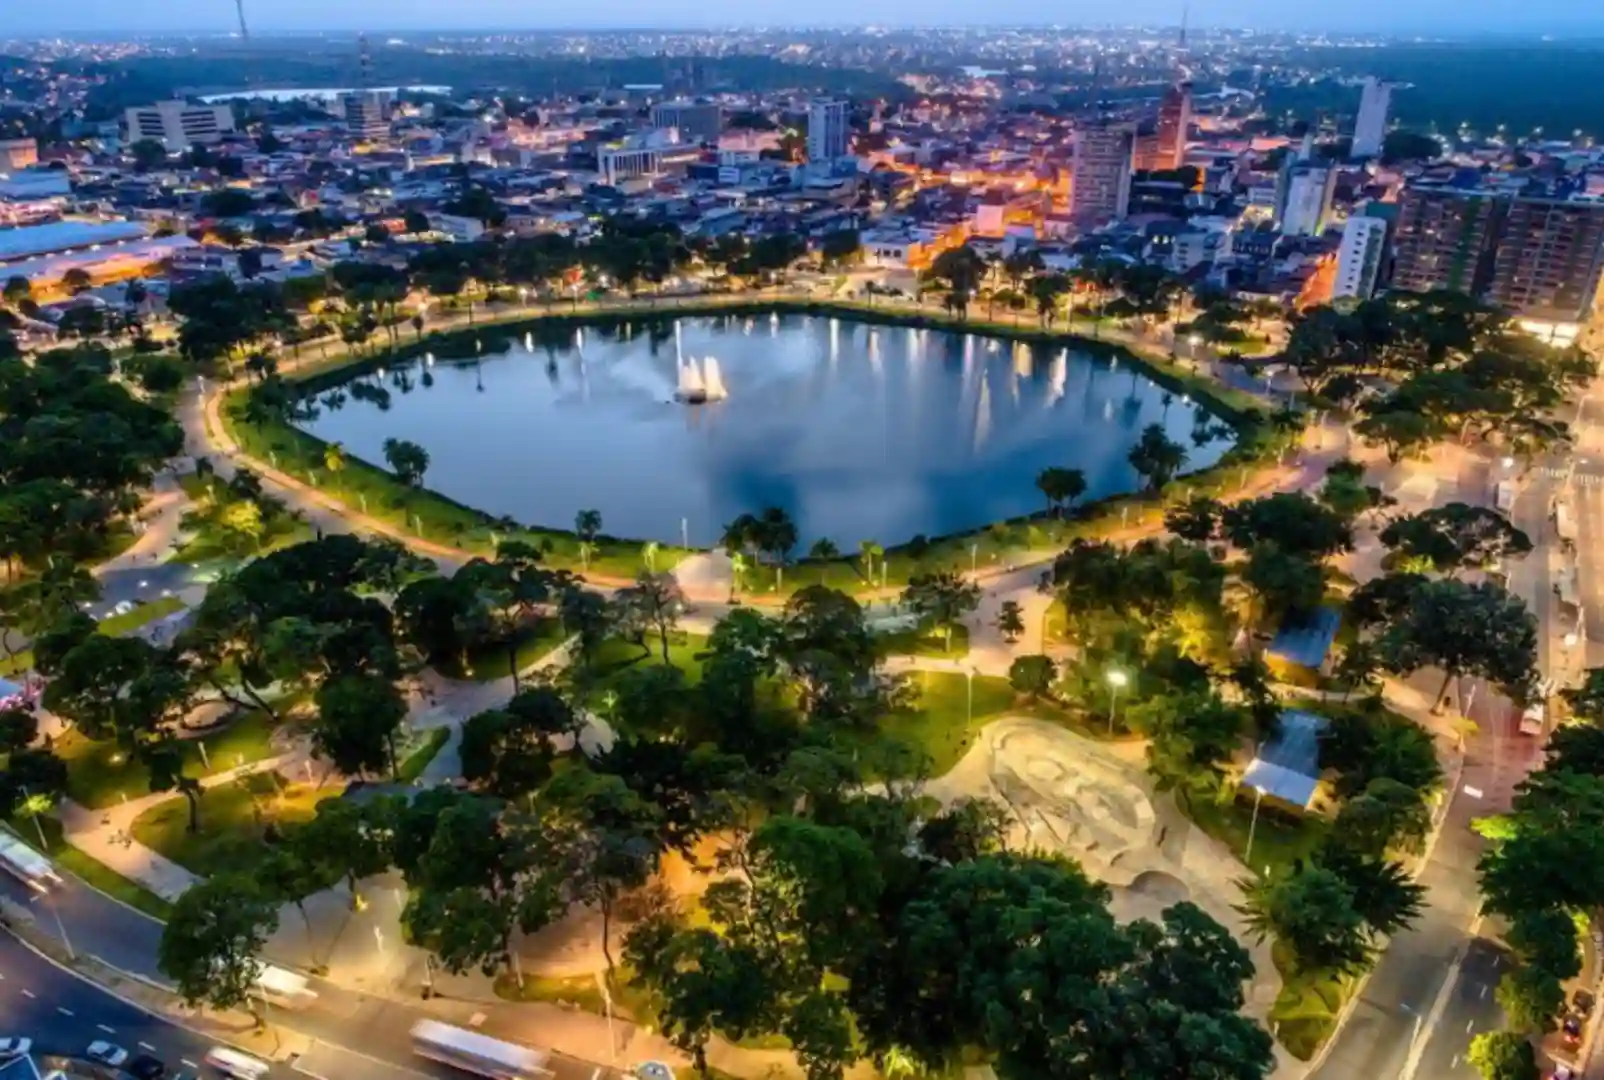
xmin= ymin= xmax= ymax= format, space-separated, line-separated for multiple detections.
xmin=1179 ymin=788 xmax=1326 ymax=880
xmin=867 ymin=670 xmax=1049 ymax=780
xmin=57 ymin=711 xmax=280 ymax=810
xmin=4 ymin=817 xmax=173 ymax=920
xmin=396 ymin=727 xmax=451 ymax=783
xmin=0 ymin=596 xmax=187 ymax=677
xmin=583 ymin=633 xmax=709 ymax=692
xmin=492 ymin=965 xmax=658 ymax=1024
xmin=877 ymin=623 xmax=971 ymax=659
xmin=444 ymin=618 xmax=569 ymax=681
xmin=130 ymin=772 xmax=338 ymax=878
xmin=1268 ymin=941 xmax=1350 ymax=1060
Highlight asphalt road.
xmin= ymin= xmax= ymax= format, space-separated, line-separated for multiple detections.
xmin=0 ymin=869 xmax=167 ymax=982
xmin=1413 ymin=938 xmax=1513 ymax=1080
xmin=0 ymin=932 xmax=283 ymax=1080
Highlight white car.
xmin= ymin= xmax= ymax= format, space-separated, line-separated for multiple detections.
xmin=0 ymin=1039 xmax=32 ymax=1058
xmin=86 ymin=1041 xmax=129 ymax=1067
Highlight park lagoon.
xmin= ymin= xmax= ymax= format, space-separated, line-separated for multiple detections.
xmin=297 ymin=312 xmax=1235 ymax=548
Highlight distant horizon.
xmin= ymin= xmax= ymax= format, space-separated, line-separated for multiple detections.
xmin=8 ymin=0 xmax=1604 ymax=38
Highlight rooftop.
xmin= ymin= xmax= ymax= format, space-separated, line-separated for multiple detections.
xmin=1242 ymin=709 xmax=1331 ymax=810
xmin=0 ymin=219 xmax=150 ymax=264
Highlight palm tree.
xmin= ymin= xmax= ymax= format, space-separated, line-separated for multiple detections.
xmin=858 ymin=539 xmax=881 ymax=583
xmin=995 ymin=599 xmax=1026 ymax=642
xmin=574 ymin=509 xmax=602 ymax=571
xmin=808 ymin=537 xmax=840 ymax=582
xmin=757 ymin=506 xmax=798 ymax=589
xmin=323 ymin=442 xmax=346 ymax=476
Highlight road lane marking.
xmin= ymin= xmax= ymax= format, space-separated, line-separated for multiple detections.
xmin=1480 ymin=984 xmax=1488 ymax=999
xmin=591 ymin=1069 xmax=602 ymax=1080
xmin=181 ymin=1060 xmax=200 ymax=1070
xmin=1463 ymin=785 xmax=1484 ymax=798
xmin=57 ymin=1007 xmax=74 ymax=1016
xmin=96 ymin=1024 xmax=116 ymax=1034
xmin=19 ymin=989 xmax=33 ymax=999
xmin=1466 ymin=1019 xmax=1476 ymax=1033
xmin=1453 ymin=1056 xmax=1462 ymax=1069
xmin=139 ymin=1044 xmax=157 ymax=1052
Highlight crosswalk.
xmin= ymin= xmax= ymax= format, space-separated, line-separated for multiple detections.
xmin=1531 ymin=466 xmax=1604 ymax=487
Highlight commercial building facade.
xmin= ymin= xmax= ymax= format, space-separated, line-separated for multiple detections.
xmin=343 ymin=91 xmax=390 ymax=142
xmin=1279 ymin=166 xmax=1336 ymax=237
xmin=1353 ymin=77 xmax=1393 ymax=158
xmin=807 ymin=98 xmax=851 ymax=163
xmin=1333 ymin=215 xmax=1389 ymax=300
xmin=124 ymin=102 xmax=237 ymax=152
xmin=1071 ymin=123 xmax=1135 ymax=224
xmin=651 ymin=100 xmax=722 ymax=144
xmin=1152 ymin=82 xmax=1192 ymax=172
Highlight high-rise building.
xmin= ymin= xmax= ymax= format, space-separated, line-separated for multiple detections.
xmin=651 ymin=100 xmax=722 ymax=144
xmin=1392 ymin=185 xmax=1502 ymax=297
xmin=806 ymin=98 xmax=851 ymax=163
xmin=1153 ymin=82 xmax=1192 ymax=172
xmin=1392 ymin=181 xmax=1604 ymax=324
xmin=124 ymin=102 xmax=237 ymax=152
xmin=1279 ymin=166 xmax=1337 ymax=237
xmin=1071 ymin=123 xmax=1135 ymax=224
xmin=1487 ymin=197 xmax=1604 ymax=324
xmin=343 ymin=91 xmax=390 ymax=142
xmin=1333 ymin=215 xmax=1390 ymax=300
xmin=1352 ymin=77 xmax=1393 ymax=159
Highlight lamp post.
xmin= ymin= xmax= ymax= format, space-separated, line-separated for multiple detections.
xmin=1106 ymin=669 xmax=1129 ymax=735
xmin=965 ymin=667 xmax=975 ymax=726
xmin=1244 ymin=785 xmax=1266 ymax=865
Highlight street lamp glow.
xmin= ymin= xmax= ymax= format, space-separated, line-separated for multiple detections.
xmin=1106 ymin=669 xmax=1129 ymax=689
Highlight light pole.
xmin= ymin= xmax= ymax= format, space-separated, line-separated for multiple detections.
xmin=1106 ymin=669 xmax=1128 ymax=736
xmin=965 ymin=667 xmax=975 ymax=726
xmin=1243 ymin=785 xmax=1266 ymax=866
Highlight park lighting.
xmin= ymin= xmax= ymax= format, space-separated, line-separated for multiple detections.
xmin=1501 ymin=457 xmax=1515 ymax=469
xmin=1106 ymin=669 xmax=1129 ymax=735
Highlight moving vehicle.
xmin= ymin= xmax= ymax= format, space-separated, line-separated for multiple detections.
xmin=0 ymin=830 xmax=63 ymax=892
xmin=252 ymin=963 xmax=317 ymax=1010
xmin=128 ymin=1053 xmax=167 ymax=1080
xmin=0 ymin=1038 xmax=33 ymax=1058
xmin=86 ymin=1042 xmax=129 ymax=1067
xmin=203 ymin=1047 xmax=270 ymax=1080
xmin=409 ymin=1020 xmax=549 ymax=1080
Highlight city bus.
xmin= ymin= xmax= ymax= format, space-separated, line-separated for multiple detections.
xmin=0 ymin=829 xmax=63 ymax=892
xmin=409 ymin=1021 xmax=549 ymax=1080
xmin=253 ymin=963 xmax=317 ymax=1010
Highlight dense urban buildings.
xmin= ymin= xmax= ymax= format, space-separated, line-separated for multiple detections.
xmin=650 ymin=99 xmax=722 ymax=144
xmin=806 ymin=97 xmax=850 ymax=163
xmin=122 ymin=101 xmax=237 ymax=151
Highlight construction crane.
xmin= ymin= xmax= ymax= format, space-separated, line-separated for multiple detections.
xmin=234 ymin=0 xmax=249 ymax=41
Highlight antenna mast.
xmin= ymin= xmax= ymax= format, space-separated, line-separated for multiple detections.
xmin=234 ymin=0 xmax=249 ymax=40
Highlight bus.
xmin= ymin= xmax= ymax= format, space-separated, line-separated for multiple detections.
xmin=0 ymin=830 xmax=63 ymax=892
xmin=409 ymin=1021 xmax=549 ymax=1080
xmin=204 ymin=1047 xmax=271 ymax=1080
xmin=254 ymin=963 xmax=317 ymax=1010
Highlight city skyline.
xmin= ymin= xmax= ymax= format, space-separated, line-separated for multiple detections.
xmin=8 ymin=0 xmax=1604 ymax=35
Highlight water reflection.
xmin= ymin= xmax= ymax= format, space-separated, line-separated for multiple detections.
xmin=299 ymin=314 xmax=1234 ymax=548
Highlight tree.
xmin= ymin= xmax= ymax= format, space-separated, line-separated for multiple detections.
xmin=575 ymin=508 xmax=602 ymax=570
xmin=1240 ymin=543 xmax=1327 ymax=628
xmin=616 ymin=570 xmax=685 ymax=663
xmin=1379 ymin=503 xmax=1532 ymax=577
xmin=292 ymin=796 xmax=393 ymax=902
xmin=381 ymin=437 xmax=430 ymax=488
xmin=1034 ymin=466 xmax=1087 ymax=516
xmin=1331 ymin=777 xmax=1432 ymax=856
xmin=1127 ymin=423 xmax=1187 ymax=493
xmin=1165 ymin=495 xmax=1223 ymax=544
xmin=1378 ymin=578 xmax=1537 ymax=710
xmin=1008 ymin=654 xmax=1056 ymax=699
xmin=819 ymin=229 xmax=862 ymax=267
xmin=311 ymin=673 xmax=407 ymax=778
xmin=1321 ymin=708 xmax=1443 ymax=800
xmin=900 ymin=572 xmax=981 ymax=652
xmin=1466 ymin=1031 xmax=1538 ymax=1080
xmin=459 ymin=687 xmax=576 ymax=798
xmin=1223 ymin=492 xmax=1353 ymax=561
xmin=1237 ymin=865 xmax=1371 ymax=975
xmin=159 ymin=875 xmax=279 ymax=1021
xmin=926 ymin=245 xmax=986 ymax=319
xmin=2 ymin=276 xmax=30 ymax=308
xmin=994 ymin=600 xmax=1025 ymax=642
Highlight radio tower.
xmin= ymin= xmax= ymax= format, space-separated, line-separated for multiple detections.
xmin=234 ymin=0 xmax=249 ymax=40
xmin=358 ymin=32 xmax=373 ymax=89
xmin=1178 ymin=0 xmax=1189 ymax=49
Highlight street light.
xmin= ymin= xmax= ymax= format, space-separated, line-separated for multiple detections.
xmin=965 ymin=667 xmax=975 ymax=726
xmin=1244 ymin=784 xmax=1266 ymax=865
xmin=1106 ymin=669 xmax=1129 ymax=735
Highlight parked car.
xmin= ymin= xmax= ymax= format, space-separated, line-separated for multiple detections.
xmin=0 ymin=1039 xmax=33 ymax=1058
xmin=86 ymin=1042 xmax=129 ymax=1067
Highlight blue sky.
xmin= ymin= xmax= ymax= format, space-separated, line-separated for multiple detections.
xmin=11 ymin=0 xmax=1603 ymax=34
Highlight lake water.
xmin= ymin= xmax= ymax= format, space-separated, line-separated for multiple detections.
xmin=298 ymin=313 xmax=1235 ymax=549
xmin=201 ymin=85 xmax=451 ymax=103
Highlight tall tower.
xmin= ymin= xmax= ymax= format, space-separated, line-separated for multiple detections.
xmin=234 ymin=0 xmax=249 ymax=40
xmin=1178 ymin=0 xmax=1189 ymax=49
xmin=1353 ymin=77 xmax=1393 ymax=158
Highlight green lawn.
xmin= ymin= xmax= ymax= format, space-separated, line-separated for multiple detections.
xmin=3 ymin=818 xmax=172 ymax=920
xmin=444 ymin=618 xmax=569 ymax=681
xmin=396 ymin=727 xmax=451 ymax=783
xmin=130 ymin=772 xmax=337 ymax=878
xmin=57 ymin=711 xmax=280 ymax=810
xmin=867 ymin=670 xmax=1075 ymax=780
xmin=0 ymin=596 xmax=186 ymax=677
xmin=1268 ymin=941 xmax=1350 ymax=1060
xmin=583 ymin=633 xmax=709 ymax=691
xmin=1179 ymin=787 xmax=1326 ymax=880
xmin=876 ymin=623 xmax=971 ymax=659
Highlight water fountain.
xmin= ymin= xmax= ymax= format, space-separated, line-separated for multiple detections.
xmin=674 ymin=356 xmax=728 ymax=404
xmin=524 ymin=332 xmax=534 ymax=352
